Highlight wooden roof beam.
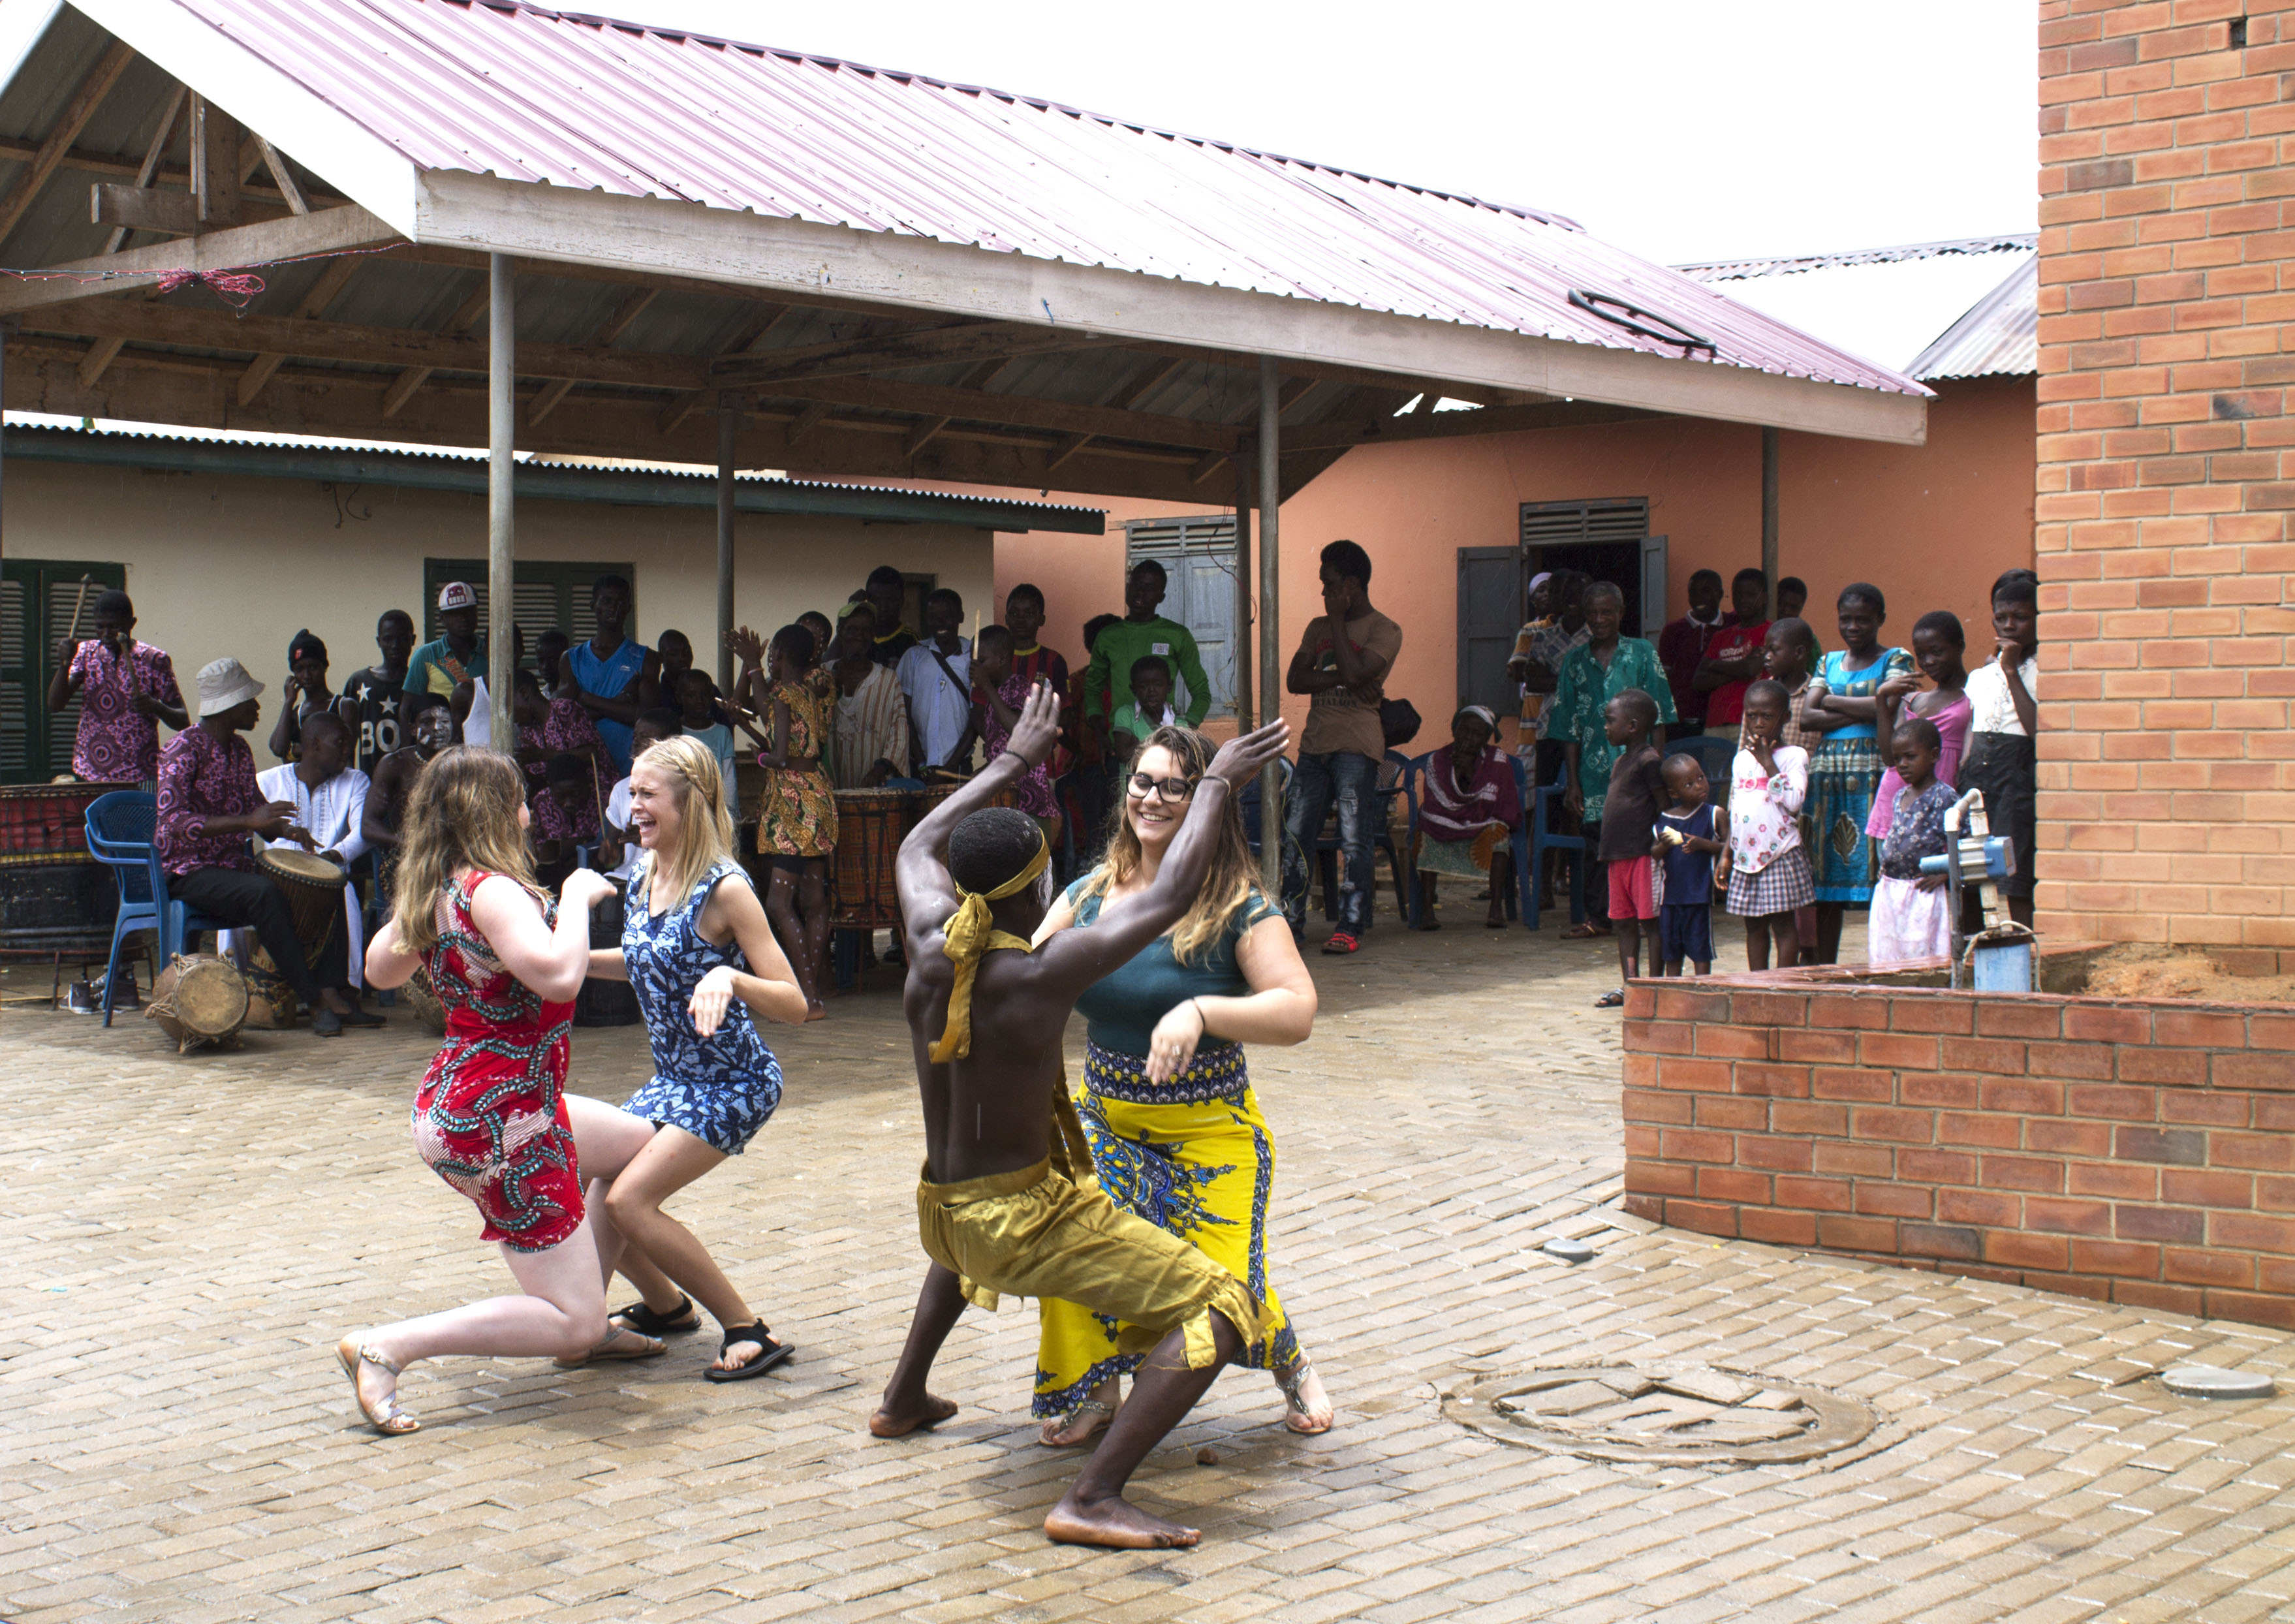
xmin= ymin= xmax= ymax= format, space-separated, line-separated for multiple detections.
xmin=382 ymin=277 xmax=490 ymax=418
xmin=656 ymin=303 xmax=788 ymax=436
xmin=710 ymin=320 xmax=1111 ymax=388
xmin=0 ymin=40 xmax=136 ymax=247
xmin=740 ymin=372 xmax=1242 ymax=454
xmin=531 ymin=285 xmax=659 ymax=426
xmin=0 ymin=204 xmax=400 ymax=314
xmin=238 ymin=254 xmax=364 ymax=403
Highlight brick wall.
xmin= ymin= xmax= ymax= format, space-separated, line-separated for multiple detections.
xmin=2038 ymin=1 xmax=2295 ymax=950
xmin=1620 ymin=976 xmax=2295 ymax=1329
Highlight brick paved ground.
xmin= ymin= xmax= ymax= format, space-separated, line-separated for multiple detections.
xmin=11 ymin=904 xmax=2295 ymax=1623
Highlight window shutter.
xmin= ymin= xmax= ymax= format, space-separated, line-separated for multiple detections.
xmin=1123 ymin=516 xmax=1238 ymax=719
xmin=0 ymin=574 xmax=29 ymax=780
xmin=1519 ymin=498 xmax=1650 ymax=549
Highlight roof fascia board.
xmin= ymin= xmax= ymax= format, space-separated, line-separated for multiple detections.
xmin=0 ymin=0 xmax=66 ymax=99
xmin=413 ymin=169 xmax=1928 ymax=447
xmin=5 ymin=424 xmax=1105 ymax=532
xmin=65 ymin=0 xmax=420 ymax=236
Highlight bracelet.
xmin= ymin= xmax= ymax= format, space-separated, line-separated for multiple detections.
xmin=1189 ymin=996 xmax=1208 ymax=1033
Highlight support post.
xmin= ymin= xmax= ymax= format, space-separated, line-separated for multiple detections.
xmin=1761 ymin=426 xmax=1779 ymax=603
xmin=486 ymin=253 xmax=516 ymax=753
xmin=1257 ymin=358 xmax=1283 ymax=895
xmin=1232 ymin=452 xmax=1254 ymax=728
xmin=716 ymin=401 xmax=738 ymax=693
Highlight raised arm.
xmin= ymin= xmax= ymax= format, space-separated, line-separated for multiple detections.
xmin=1033 ymin=719 xmax=1290 ymax=999
xmin=896 ymin=679 xmax=1061 ymax=949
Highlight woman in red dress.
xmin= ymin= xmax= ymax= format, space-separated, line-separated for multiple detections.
xmin=343 ymin=747 xmax=661 ymax=1434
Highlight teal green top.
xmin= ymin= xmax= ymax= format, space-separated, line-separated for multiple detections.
xmin=1066 ymin=877 xmax=1281 ymax=1055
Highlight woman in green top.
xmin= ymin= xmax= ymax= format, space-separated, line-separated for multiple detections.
xmin=1028 ymin=725 xmax=1329 ymax=1446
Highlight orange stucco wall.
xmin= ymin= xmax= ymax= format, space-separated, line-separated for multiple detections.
xmin=986 ymin=374 xmax=2035 ymax=743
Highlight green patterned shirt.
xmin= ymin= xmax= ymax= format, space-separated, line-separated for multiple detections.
xmin=1550 ymin=635 xmax=1678 ymax=822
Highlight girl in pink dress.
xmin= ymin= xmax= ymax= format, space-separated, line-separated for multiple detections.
xmin=1866 ymin=611 xmax=1972 ymax=843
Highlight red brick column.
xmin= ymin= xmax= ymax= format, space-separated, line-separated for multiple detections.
xmin=2037 ymin=0 xmax=2295 ymax=952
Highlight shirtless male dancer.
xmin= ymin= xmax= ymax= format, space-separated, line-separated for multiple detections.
xmin=871 ymin=680 xmax=1290 ymax=1550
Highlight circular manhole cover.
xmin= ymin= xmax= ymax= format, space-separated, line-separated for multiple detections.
xmin=1443 ymin=1363 xmax=1877 ymax=1465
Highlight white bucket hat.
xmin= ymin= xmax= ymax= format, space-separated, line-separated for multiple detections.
xmin=195 ymin=656 xmax=264 ymax=718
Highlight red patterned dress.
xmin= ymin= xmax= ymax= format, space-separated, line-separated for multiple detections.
xmin=409 ymin=871 xmax=584 ymax=1251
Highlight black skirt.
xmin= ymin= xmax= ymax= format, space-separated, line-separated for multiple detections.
xmin=1958 ymin=731 xmax=2036 ymax=899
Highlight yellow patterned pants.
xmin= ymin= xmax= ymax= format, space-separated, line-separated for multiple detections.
xmin=1033 ymin=1040 xmax=1298 ymax=1418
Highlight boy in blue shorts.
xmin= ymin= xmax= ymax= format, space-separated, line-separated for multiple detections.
xmin=1651 ymin=753 xmax=1726 ymax=976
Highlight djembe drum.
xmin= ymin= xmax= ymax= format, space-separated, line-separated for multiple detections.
xmin=245 ymin=846 xmax=346 ymax=1025
xmin=830 ymin=789 xmax=908 ymax=930
xmin=146 ymin=954 xmax=249 ymax=1053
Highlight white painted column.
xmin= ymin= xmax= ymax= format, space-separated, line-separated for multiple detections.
xmin=1258 ymin=357 xmax=1283 ymax=894
xmin=486 ymin=253 xmax=515 ymax=753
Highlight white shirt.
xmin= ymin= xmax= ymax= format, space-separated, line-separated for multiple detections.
xmin=896 ymin=638 xmax=974 ymax=770
xmin=605 ymin=777 xmax=637 ymax=881
xmin=1966 ymin=656 xmax=2038 ymax=737
xmin=1728 ymin=745 xmax=1809 ymax=874
xmin=255 ymin=763 xmax=369 ymax=864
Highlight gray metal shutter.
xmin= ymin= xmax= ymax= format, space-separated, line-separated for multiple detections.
xmin=1456 ymin=546 xmax=1522 ymax=715
xmin=1520 ymin=498 xmax=1651 ymax=550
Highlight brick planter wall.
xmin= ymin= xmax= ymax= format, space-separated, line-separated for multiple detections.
xmin=1621 ymin=967 xmax=2295 ymax=1328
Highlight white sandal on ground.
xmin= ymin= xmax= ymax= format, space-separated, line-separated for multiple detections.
xmin=336 ymin=1336 xmax=420 ymax=1436
xmin=1276 ymin=1356 xmax=1335 ymax=1435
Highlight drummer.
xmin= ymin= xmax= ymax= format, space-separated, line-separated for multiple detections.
xmin=48 ymin=588 xmax=187 ymax=787
xmin=251 ymin=710 xmax=374 ymax=993
xmin=157 ymin=658 xmax=376 ymax=1037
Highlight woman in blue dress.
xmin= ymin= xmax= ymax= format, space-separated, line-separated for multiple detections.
xmin=582 ymin=734 xmax=811 ymax=1380
xmin=1028 ymin=725 xmax=1329 ymax=1446
xmin=1798 ymin=582 xmax=1915 ymax=964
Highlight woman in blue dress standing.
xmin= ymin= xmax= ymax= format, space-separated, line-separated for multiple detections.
xmin=1798 ymin=582 xmax=1915 ymax=964
xmin=582 ymin=734 xmax=811 ymax=1380
xmin=1029 ymin=725 xmax=1329 ymax=1446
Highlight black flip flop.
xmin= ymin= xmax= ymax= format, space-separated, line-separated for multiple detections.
xmin=704 ymin=1322 xmax=796 ymax=1382
xmin=610 ymin=1293 xmax=701 ymax=1337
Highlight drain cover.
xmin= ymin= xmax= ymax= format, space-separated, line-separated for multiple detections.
xmin=1443 ymin=1363 xmax=1877 ymax=1465
xmin=2161 ymin=1365 xmax=2277 ymax=1400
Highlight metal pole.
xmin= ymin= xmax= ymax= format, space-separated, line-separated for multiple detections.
xmin=716 ymin=401 xmax=737 ymax=693
xmin=1257 ymin=358 xmax=1283 ymax=894
xmin=1232 ymin=452 xmax=1253 ymax=728
xmin=1760 ymin=426 xmax=1779 ymax=605
xmin=486 ymin=253 xmax=515 ymax=753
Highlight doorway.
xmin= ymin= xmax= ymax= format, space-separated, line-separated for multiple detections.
xmin=1519 ymin=498 xmax=1666 ymax=638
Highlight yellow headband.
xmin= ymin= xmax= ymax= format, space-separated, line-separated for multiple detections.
xmin=929 ymin=830 xmax=1051 ymax=1063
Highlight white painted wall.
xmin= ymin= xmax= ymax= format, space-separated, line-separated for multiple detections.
xmin=7 ymin=458 xmax=995 ymax=768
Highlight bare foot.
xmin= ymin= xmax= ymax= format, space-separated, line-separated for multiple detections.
xmin=1277 ymin=1358 xmax=1335 ymax=1435
xmin=1045 ymin=1490 xmax=1200 ymax=1549
xmin=870 ymin=1393 xmax=958 ymax=1438
xmin=1039 ymin=1377 xmax=1120 ymax=1447
xmin=805 ymin=1001 xmax=829 ymax=1023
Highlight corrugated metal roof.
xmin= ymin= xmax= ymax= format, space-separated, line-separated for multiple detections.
xmin=1905 ymin=255 xmax=2037 ymax=381
xmin=153 ymin=0 xmax=1925 ymax=398
xmin=1676 ymin=234 xmax=2038 ymax=284
xmin=0 ymin=415 xmax=1106 ymax=527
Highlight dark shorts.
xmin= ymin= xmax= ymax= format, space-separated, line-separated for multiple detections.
xmin=1959 ymin=732 xmax=2036 ymax=900
xmin=1658 ymin=901 xmax=1714 ymax=965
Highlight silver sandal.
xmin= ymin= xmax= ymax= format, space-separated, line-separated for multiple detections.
xmin=336 ymin=1336 xmax=420 ymax=1436
xmin=552 ymin=1325 xmax=667 ymax=1369
xmin=1275 ymin=1356 xmax=1333 ymax=1435
xmin=1039 ymin=1397 xmax=1115 ymax=1446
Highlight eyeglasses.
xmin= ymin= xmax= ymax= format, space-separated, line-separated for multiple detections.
xmin=1126 ymin=772 xmax=1197 ymax=802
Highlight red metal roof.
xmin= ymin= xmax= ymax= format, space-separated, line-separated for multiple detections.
xmin=169 ymin=0 xmax=1926 ymax=397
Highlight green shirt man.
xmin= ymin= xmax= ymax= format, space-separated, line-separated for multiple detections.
xmin=1083 ymin=559 xmax=1212 ymax=731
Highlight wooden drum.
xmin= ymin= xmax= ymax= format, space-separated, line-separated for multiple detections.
xmin=830 ymin=789 xmax=907 ymax=929
xmin=257 ymin=847 xmax=345 ymax=964
xmin=146 ymin=953 xmax=249 ymax=1053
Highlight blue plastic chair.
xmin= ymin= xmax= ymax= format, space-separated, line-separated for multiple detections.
xmin=84 ymin=791 xmax=229 ymax=1025
xmin=1527 ymin=772 xmax=1588 ymax=934
xmin=1399 ymin=752 xmax=1536 ymax=929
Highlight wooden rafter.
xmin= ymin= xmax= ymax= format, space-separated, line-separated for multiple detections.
xmin=383 ymin=279 xmax=492 ymax=418
xmin=100 ymin=85 xmax=188 ymax=255
xmin=531 ymin=285 xmax=658 ymax=426
xmin=237 ymin=255 xmax=364 ymax=403
xmin=904 ymin=415 xmax=952 ymax=458
xmin=656 ymin=304 xmax=788 ymax=436
xmin=0 ymin=40 xmax=136 ymax=245
xmin=744 ymin=373 xmax=1241 ymax=454
xmin=709 ymin=320 xmax=1107 ymax=388
xmin=0 ymin=204 xmax=399 ymax=315
xmin=783 ymin=399 xmax=833 ymax=447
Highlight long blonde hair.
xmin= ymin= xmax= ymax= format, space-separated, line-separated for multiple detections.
xmin=1076 ymin=725 xmax=1260 ymax=964
xmin=631 ymin=734 xmax=737 ymax=901
xmin=386 ymin=746 xmax=541 ymax=956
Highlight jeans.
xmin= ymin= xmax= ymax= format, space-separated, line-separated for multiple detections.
xmin=170 ymin=863 xmax=349 ymax=1002
xmin=1282 ymin=749 xmax=1380 ymax=933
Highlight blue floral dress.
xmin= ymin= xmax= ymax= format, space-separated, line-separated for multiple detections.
xmin=620 ymin=858 xmax=783 ymax=1155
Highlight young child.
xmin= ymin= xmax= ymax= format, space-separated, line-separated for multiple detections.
xmin=1959 ymin=569 xmax=2038 ymax=929
xmin=535 ymin=752 xmax=601 ymax=888
xmin=1108 ymin=654 xmax=1177 ymax=768
xmin=602 ymin=709 xmax=683 ymax=881
xmin=1869 ymin=717 xmax=1956 ymax=963
xmin=1867 ymin=610 xmax=1970 ymax=842
xmin=1650 ymin=753 xmax=1725 ymax=976
xmin=1725 ymin=678 xmax=1813 ymax=971
xmin=970 ymin=625 xmax=1062 ymax=851
xmin=1593 ymin=689 xmax=1666 ymax=1007
xmin=1763 ymin=616 xmax=1823 ymax=952
xmin=676 ymin=668 xmax=738 ymax=775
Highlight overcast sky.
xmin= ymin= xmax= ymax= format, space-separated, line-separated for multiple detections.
xmin=596 ymin=0 xmax=2035 ymax=266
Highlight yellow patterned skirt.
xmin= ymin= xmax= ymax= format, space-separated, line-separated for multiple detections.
xmin=1033 ymin=1040 xmax=1299 ymax=1418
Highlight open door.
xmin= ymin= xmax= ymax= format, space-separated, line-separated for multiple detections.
xmin=1640 ymin=535 xmax=1669 ymax=641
